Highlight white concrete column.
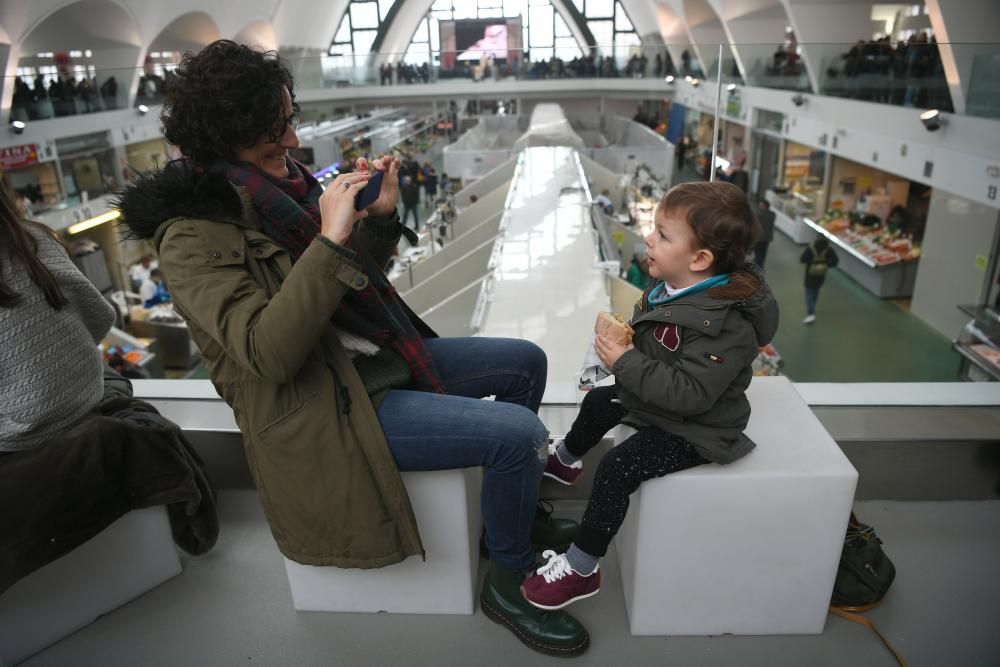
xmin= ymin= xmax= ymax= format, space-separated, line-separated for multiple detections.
xmin=717 ymin=0 xmax=817 ymax=92
xmin=655 ymin=3 xmax=696 ymax=72
xmin=683 ymin=0 xmax=744 ymax=83
xmin=0 ymin=42 xmax=17 ymax=120
xmin=911 ymin=189 xmax=1000 ymax=337
xmin=781 ymin=1 xmax=876 ymax=98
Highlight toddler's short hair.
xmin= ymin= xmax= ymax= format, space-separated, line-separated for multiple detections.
xmin=657 ymin=181 xmax=759 ymax=274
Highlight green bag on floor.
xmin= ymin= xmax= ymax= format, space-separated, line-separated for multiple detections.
xmin=829 ymin=513 xmax=905 ymax=667
xmin=831 ymin=512 xmax=896 ymax=608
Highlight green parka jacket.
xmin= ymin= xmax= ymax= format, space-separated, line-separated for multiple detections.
xmin=116 ymin=165 xmax=429 ymax=567
xmin=612 ymin=266 xmax=780 ymax=464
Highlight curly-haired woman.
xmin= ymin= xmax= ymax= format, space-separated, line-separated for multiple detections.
xmin=115 ymin=40 xmax=588 ymax=655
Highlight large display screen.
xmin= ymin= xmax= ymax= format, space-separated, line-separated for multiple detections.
xmin=439 ymin=18 xmax=522 ymax=69
xmin=455 ymin=21 xmax=508 ymax=61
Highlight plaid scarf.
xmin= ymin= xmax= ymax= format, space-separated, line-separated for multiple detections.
xmin=215 ymin=158 xmax=445 ymax=394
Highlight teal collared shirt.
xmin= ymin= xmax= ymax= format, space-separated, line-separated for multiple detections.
xmin=647 ymin=273 xmax=731 ymax=306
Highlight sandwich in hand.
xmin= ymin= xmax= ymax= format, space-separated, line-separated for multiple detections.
xmin=594 ymin=311 xmax=634 ymax=346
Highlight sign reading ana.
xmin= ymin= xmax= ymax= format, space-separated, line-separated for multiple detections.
xmin=0 ymin=144 xmax=40 ymax=170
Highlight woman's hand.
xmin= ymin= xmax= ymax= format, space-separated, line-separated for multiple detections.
xmin=356 ymin=155 xmax=401 ymax=218
xmin=319 ymin=172 xmax=370 ymax=245
xmin=595 ymin=334 xmax=631 ymax=369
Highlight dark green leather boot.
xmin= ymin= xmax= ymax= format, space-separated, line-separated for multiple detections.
xmin=481 ymin=502 xmax=579 ymax=558
xmin=530 ymin=500 xmax=578 ymax=552
xmin=480 ymin=561 xmax=589 ymax=657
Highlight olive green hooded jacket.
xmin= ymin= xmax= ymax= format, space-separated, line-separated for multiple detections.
xmin=116 ymin=165 xmax=429 ymax=567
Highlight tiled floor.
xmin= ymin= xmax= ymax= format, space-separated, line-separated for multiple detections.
xmin=763 ymin=231 xmax=962 ymax=382
xmin=23 ymin=492 xmax=1000 ymax=667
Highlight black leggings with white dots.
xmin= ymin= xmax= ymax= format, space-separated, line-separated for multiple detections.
xmin=563 ymin=385 xmax=709 ymax=558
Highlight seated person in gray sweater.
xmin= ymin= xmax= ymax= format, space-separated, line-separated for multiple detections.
xmin=0 ymin=184 xmax=116 ymax=451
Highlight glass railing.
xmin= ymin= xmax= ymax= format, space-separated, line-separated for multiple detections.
xmin=702 ymin=56 xmax=742 ymax=85
xmin=964 ymin=45 xmax=1000 ymax=120
xmin=6 ymin=43 xmax=1000 ymax=122
xmin=3 ymin=41 xmax=999 ymax=386
xmin=738 ymin=43 xmax=810 ymax=92
xmin=7 ymin=64 xmax=144 ymax=123
xmin=285 ymin=45 xmax=686 ymax=88
xmin=817 ymin=41 xmax=955 ymax=112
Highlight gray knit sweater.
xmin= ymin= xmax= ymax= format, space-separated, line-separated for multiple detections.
xmin=0 ymin=224 xmax=116 ymax=451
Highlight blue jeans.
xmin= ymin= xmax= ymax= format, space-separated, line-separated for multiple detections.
xmin=401 ymin=205 xmax=419 ymax=229
xmin=376 ymin=337 xmax=549 ymax=571
xmin=805 ymin=286 xmax=820 ymax=316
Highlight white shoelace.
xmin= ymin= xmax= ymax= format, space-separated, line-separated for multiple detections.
xmin=550 ymin=439 xmax=583 ymax=469
xmin=536 ymin=550 xmax=573 ymax=584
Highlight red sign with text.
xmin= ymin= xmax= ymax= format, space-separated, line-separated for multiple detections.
xmin=0 ymin=144 xmax=40 ymax=170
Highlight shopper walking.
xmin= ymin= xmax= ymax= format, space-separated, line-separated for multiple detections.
xmin=100 ymin=76 xmax=119 ymax=110
xmin=423 ymin=167 xmax=439 ymax=208
xmin=727 ymin=155 xmax=749 ymax=194
xmin=753 ymin=199 xmax=775 ymax=269
xmin=625 ymin=249 xmax=647 ymax=289
xmin=400 ymin=175 xmax=421 ymax=229
xmin=800 ymin=236 xmax=839 ymax=324
xmin=139 ymin=268 xmax=171 ymax=307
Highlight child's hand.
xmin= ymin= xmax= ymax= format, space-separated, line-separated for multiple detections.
xmin=595 ymin=334 xmax=631 ymax=369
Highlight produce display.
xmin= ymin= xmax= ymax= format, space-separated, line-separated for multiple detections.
xmin=966 ymin=343 xmax=1000 ymax=372
xmin=811 ymin=209 xmax=921 ymax=266
xmin=101 ymin=344 xmax=151 ymax=378
xmin=627 ymin=195 xmax=656 ymax=231
xmin=626 ymin=171 xmax=663 ymax=234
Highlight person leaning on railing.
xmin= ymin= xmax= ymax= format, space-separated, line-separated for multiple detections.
xmin=114 ymin=40 xmax=591 ymax=657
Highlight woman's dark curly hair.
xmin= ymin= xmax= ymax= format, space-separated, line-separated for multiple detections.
xmin=161 ymin=40 xmax=300 ymax=164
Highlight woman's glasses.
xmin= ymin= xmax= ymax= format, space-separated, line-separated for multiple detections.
xmin=271 ymin=113 xmax=301 ymax=140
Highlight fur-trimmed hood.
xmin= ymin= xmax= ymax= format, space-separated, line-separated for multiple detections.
xmin=706 ymin=263 xmax=780 ymax=346
xmin=113 ymin=162 xmax=250 ymax=248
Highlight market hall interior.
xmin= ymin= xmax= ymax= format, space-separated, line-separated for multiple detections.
xmin=1 ymin=0 xmax=999 ymax=664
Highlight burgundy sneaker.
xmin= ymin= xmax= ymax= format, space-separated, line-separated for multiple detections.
xmin=521 ymin=550 xmax=601 ymax=611
xmin=543 ymin=441 xmax=583 ymax=486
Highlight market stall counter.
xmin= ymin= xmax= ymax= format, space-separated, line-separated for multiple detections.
xmin=801 ymin=215 xmax=920 ymax=299
xmin=954 ymin=305 xmax=1000 ymax=382
xmin=129 ymin=313 xmax=200 ymax=370
xmin=765 ymin=189 xmax=817 ymax=244
xmin=624 ymin=168 xmax=664 ymax=236
xmin=101 ymin=327 xmax=163 ymax=379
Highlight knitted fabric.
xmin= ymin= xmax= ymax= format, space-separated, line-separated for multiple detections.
xmin=0 ymin=225 xmax=116 ymax=451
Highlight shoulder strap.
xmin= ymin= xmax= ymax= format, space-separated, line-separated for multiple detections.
xmin=829 ymin=606 xmax=907 ymax=667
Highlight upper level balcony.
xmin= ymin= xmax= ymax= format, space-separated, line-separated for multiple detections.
xmin=4 ymin=41 xmax=999 ymax=128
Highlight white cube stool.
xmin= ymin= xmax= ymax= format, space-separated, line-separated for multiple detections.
xmin=0 ymin=506 xmax=182 ymax=665
xmin=615 ymin=376 xmax=858 ymax=636
xmin=284 ymin=467 xmax=483 ymax=615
